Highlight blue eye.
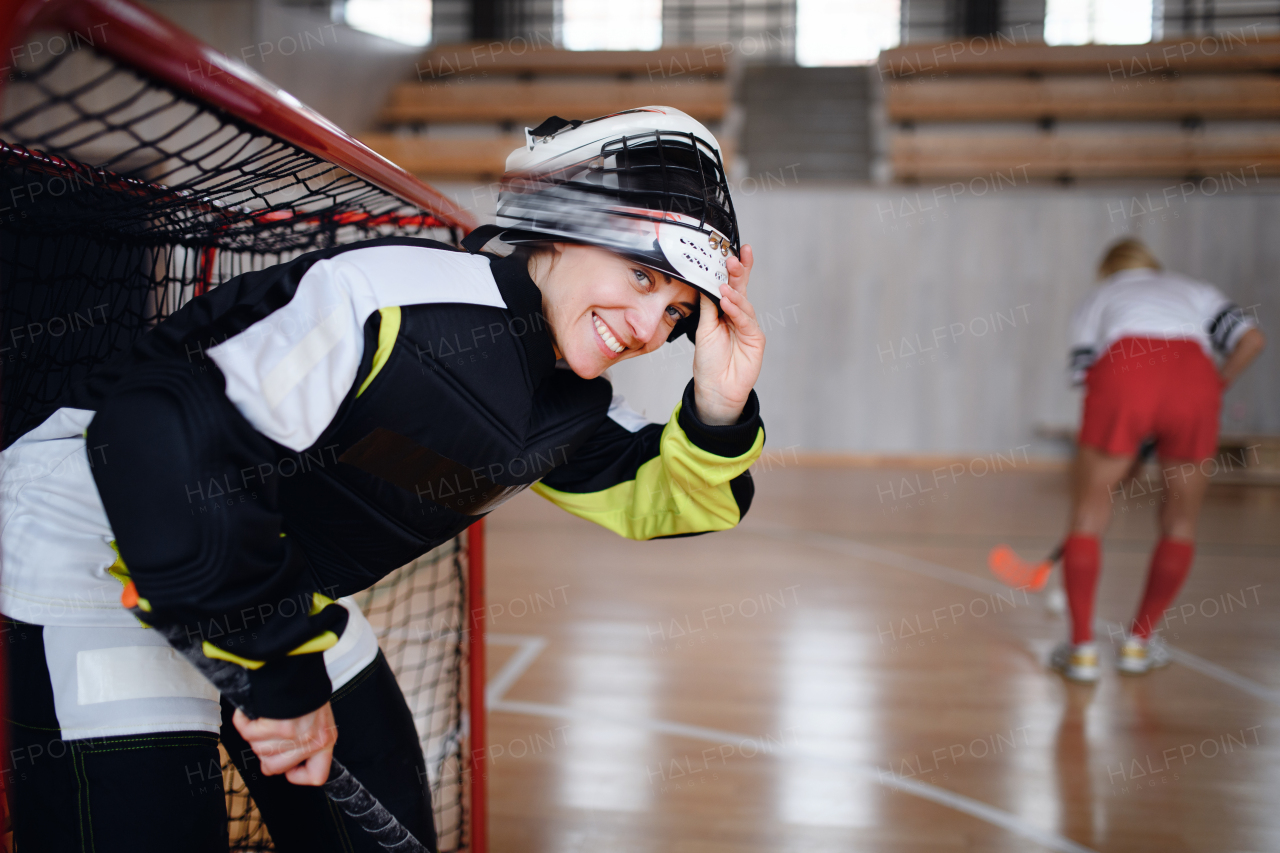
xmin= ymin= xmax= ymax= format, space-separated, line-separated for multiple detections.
xmin=666 ymin=305 xmax=683 ymax=319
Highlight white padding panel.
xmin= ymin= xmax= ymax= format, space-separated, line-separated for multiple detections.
xmin=606 ymin=394 xmax=653 ymax=433
xmin=77 ymin=645 xmax=219 ymax=705
xmin=210 ymin=246 xmax=504 ymax=451
xmin=324 ymin=598 xmax=380 ymax=691
xmin=43 ymin=625 xmax=224 ymax=739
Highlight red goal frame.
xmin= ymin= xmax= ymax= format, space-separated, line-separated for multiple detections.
xmin=0 ymin=2 xmax=487 ymax=850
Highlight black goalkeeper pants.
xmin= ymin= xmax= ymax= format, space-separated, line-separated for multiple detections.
xmin=5 ymin=618 xmax=437 ymax=852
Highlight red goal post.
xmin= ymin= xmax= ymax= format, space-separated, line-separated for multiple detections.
xmin=0 ymin=0 xmax=471 ymax=233
xmin=0 ymin=1 xmax=487 ymax=850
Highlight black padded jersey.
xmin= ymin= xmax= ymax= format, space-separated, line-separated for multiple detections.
xmin=63 ymin=237 xmax=765 ymax=718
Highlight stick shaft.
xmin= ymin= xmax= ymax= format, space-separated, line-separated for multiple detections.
xmin=325 ymin=758 xmax=430 ymax=852
xmin=128 ymin=601 xmax=430 ymax=851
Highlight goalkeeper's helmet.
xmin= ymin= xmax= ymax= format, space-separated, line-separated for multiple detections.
xmin=493 ymin=107 xmax=740 ymax=343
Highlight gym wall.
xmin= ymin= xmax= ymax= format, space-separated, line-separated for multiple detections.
xmin=608 ymin=184 xmax=1280 ymax=457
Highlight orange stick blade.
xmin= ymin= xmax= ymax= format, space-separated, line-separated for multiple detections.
xmin=988 ymin=545 xmax=1052 ymax=592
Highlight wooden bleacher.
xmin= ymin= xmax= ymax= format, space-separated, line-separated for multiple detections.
xmin=879 ymin=36 xmax=1280 ymax=76
xmin=406 ymin=42 xmax=729 ymax=78
xmin=894 ymin=133 xmax=1280 ymax=180
xmin=376 ymin=78 xmax=727 ymax=125
xmin=879 ymin=36 xmax=1280 ymax=182
xmin=887 ymin=74 xmax=1280 ymax=123
xmin=361 ymin=44 xmax=731 ymax=180
xmin=359 ymin=134 xmax=523 ymax=180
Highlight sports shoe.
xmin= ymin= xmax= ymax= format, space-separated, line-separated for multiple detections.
xmin=1117 ymin=634 xmax=1171 ymax=675
xmin=1043 ymin=585 xmax=1066 ymax=617
xmin=1050 ymin=641 xmax=1100 ymax=683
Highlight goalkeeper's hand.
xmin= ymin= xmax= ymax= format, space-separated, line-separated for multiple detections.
xmin=691 ymin=243 xmax=765 ymax=426
xmin=233 ymin=702 xmax=338 ymax=786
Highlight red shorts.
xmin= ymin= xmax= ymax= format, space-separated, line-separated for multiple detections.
xmin=1080 ymin=337 xmax=1222 ymax=460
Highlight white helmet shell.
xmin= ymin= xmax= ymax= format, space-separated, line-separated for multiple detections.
xmin=505 ymin=107 xmax=725 ymax=174
xmin=494 ymin=106 xmax=740 ymax=306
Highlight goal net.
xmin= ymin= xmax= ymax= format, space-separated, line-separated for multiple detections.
xmin=223 ymin=541 xmax=477 ymax=852
xmin=0 ymin=1 xmax=484 ymax=850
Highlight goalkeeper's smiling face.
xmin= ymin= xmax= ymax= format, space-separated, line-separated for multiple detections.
xmin=531 ymin=243 xmax=698 ymax=379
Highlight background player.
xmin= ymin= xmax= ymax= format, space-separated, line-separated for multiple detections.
xmin=1050 ymin=238 xmax=1265 ymax=682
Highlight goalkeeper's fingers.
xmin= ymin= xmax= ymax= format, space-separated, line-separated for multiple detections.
xmin=285 ymin=747 xmax=334 ymax=786
xmin=233 ymin=703 xmax=338 ymax=786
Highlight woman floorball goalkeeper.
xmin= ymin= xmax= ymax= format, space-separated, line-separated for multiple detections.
xmin=3 ymin=107 xmax=766 ymax=851
xmin=1050 ymin=238 xmax=1263 ymax=683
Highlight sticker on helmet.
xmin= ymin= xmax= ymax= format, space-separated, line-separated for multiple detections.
xmin=659 ymin=223 xmax=730 ymax=291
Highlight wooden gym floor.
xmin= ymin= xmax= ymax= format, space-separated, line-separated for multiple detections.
xmin=484 ymin=462 xmax=1280 ymax=853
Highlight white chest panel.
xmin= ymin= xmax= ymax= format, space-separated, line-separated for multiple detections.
xmin=210 ymin=246 xmax=505 ymax=452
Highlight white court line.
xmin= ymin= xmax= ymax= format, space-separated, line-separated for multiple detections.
xmin=1163 ymin=647 xmax=1280 ymax=704
xmin=486 ymin=634 xmax=548 ymax=705
xmin=1096 ymin=621 xmax=1280 ymax=706
xmin=485 ymin=636 xmax=1098 ymax=853
xmin=751 ymin=525 xmax=1011 ymax=597
xmin=748 ymin=525 xmax=1280 ymax=707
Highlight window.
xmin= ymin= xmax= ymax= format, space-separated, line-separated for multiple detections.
xmin=1044 ymin=0 xmax=1154 ymax=45
xmin=344 ymin=0 xmax=432 ymax=46
xmin=797 ymin=0 xmax=901 ymax=66
xmin=562 ymin=0 xmax=663 ymax=51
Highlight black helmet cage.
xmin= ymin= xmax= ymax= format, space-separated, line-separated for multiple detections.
xmin=513 ymin=128 xmax=740 ymax=256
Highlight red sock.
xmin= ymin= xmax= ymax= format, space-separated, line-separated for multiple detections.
xmin=1063 ymin=534 xmax=1100 ymax=644
xmin=1131 ymin=538 xmax=1195 ymax=638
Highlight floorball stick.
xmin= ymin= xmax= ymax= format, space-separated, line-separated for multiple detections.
xmin=123 ymin=583 xmax=431 ymax=852
xmin=987 ymin=542 xmax=1063 ymax=592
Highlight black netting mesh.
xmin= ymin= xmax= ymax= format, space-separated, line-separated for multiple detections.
xmin=0 ymin=35 xmax=459 ymax=442
xmin=1 ymin=25 xmax=472 ymax=852
xmin=225 ymin=544 xmax=471 ymax=853
xmin=352 ymin=542 xmax=470 ymax=853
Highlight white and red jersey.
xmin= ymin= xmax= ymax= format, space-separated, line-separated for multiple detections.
xmin=1068 ymin=268 xmax=1257 ymax=384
